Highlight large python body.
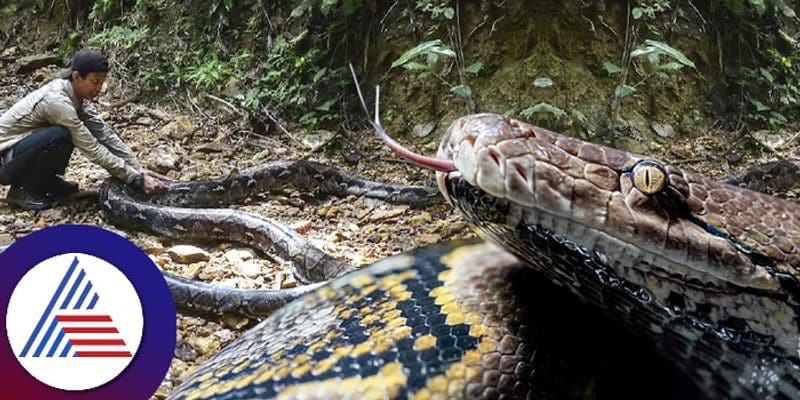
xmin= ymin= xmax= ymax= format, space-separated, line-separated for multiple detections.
xmin=158 ymin=114 xmax=798 ymax=399
xmin=168 ymin=240 xmax=695 ymax=400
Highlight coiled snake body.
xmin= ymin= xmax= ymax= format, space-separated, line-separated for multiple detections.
xmin=116 ymin=115 xmax=798 ymax=399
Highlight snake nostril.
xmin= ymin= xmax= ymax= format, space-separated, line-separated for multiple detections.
xmin=489 ymin=150 xmax=501 ymax=167
xmin=516 ymin=166 xmax=528 ymax=182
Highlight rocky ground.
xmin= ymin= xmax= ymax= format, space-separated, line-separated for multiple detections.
xmin=1 ymin=52 xmax=799 ymax=398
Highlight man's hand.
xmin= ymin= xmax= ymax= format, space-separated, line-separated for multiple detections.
xmin=142 ymin=174 xmax=166 ymax=195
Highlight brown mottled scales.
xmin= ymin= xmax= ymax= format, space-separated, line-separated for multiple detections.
xmin=436 ymin=114 xmax=800 ymax=400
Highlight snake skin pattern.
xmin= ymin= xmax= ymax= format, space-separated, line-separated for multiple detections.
xmin=436 ymin=114 xmax=800 ymax=399
xmin=98 ymin=161 xmax=439 ymax=317
xmin=169 ymin=240 xmax=698 ymax=400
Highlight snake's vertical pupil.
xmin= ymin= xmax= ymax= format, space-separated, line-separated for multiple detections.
xmin=632 ymin=161 xmax=667 ymax=195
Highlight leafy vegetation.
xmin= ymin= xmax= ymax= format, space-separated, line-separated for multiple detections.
xmin=718 ymin=0 xmax=799 ymax=131
xmin=1 ymin=0 xmax=797 ymax=140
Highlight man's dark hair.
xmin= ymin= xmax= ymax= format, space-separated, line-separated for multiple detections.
xmin=66 ymin=49 xmax=110 ymax=79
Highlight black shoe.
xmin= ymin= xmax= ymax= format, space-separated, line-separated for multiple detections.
xmin=5 ymin=186 xmax=53 ymax=211
xmin=49 ymin=177 xmax=79 ymax=199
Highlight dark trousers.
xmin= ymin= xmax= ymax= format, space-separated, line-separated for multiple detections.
xmin=0 ymin=126 xmax=73 ymax=194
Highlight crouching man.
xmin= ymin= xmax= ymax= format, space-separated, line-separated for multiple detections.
xmin=0 ymin=48 xmax=164 ymax=210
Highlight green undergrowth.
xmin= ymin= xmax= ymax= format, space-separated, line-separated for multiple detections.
xmin=0 ymin=0 xmax=797 ymax=145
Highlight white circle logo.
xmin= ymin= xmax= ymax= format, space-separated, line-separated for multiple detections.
xmin=5 ymin=253 xmax=144 ymax=391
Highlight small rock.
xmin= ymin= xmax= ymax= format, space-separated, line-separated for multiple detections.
xmin=344 ymin=152 xmax=362 ymax=165
xmin=751 ymin=130 xmax=786 ymax=152
xmin=650 ymin=122 xmax=674 ymax=138
xmin=413 ymin=121 xmax=437 ymax=138
xmin=221 ymin=313 xmax=249 ymax=330
xmin=725 ymin=153 xmax=742 ymax=165
xmin=224 ymin=248 xmax=256 ymax=263
xmin=33 ymin=69 xmax=52 ymax=82
xmin=196 ymin=142 xmax=226 ymax=153
xmin=303 ymin=130 xmax=336 ymax=151
xmin=214 ymin=328 xmax=237 ymax=344
xmin=167 ymin=245 xmax=210 ymax=264
xmin=16 ymin=54 xmax=61 ymax=73
xmin=407 ymin=212 xmax=433 ymax=224
xmin=139 ymin=239 xmax=166 ymax=255
xmin=174 ymin=340 xmax=198 ymax=361
xmin=135 ymin=116 xmax=154 ymax=126
xmin=144 ymin=146 xmax=181 ymax=174
xmin=290 ymin=220 xmax=313 ymax=235
xmin=281 ymin=275 xmax=298 ymax=289
xmin=1 ymin=46 xmax=17 ymax=58
xmin=160 ymin=116 xmax=196 ymax=139
xmin=152 ymin=380 xmax=173 ymax=400
xmin=236 ymin=260 xmax=262 ymax=278
xmin=187 ymin=335 xmax=221 ymax=356
xmin=39 ymin=208 xmax=64 ymax=221
xmin=370 ymin=206 xmax=409 ymax=222
xmin=147 ymin=108 xmax=172 ymax=122
xmin=184 ymin=263 xmax=204 ymax=279
xmin=170 ymin=358 xmax=189 ymax=381
xmin=0 ymin=233 xmax=12 ymax=245
xmin=418 ymin=233 xmax=442 ymax=243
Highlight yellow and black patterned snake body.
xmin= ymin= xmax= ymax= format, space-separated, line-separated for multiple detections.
xmin=169 ymin=240 xmax=693 ymax=400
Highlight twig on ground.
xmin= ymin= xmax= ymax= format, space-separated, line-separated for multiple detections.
xmin=263 ymin=109 xmax=304 ymax=149
xmin=205 ymin=93 xmax=243 ymax=115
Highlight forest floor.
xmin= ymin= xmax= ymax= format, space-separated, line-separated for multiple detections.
xmin=0 ymin=59 xmax=798 ymax=398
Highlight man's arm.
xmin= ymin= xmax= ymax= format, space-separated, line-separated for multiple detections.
xmin=79 ymin=102 xmax=143 ymax=170
xmin=46 ymin=99 xmax=140 ymax=183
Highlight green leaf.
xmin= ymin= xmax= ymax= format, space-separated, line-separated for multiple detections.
xmin=291 ymin=3 xmax=310 ymax=17
xmin=722 ymin=0 xmax=745 ymax=14
xmin=759 ymin=67 xmax=774 ymax=82
xmin=391 ymin=40 xmax=454 ymax=70
xmin=402 ymin=62 xmax=429 ymax=71
xmin=320 ymin=0 xmax=337 ymax=16
xmin=748 ymin=0 xmax=766 ymax=16
xmin=520 ymin=102 xmax=566 ymax=119
xmin=614 ymin=85 xmax=636 ymax=98
xmin=464 ymin=61 xmax=484 ymax=74
xmin=773 ymin=1 xmax=796 ymax=17
xmin=769 ymin=111 xmax=787 ymax=123
xmin=316 ymin=98 xmax=337 ymax=112
xmin=779 ymin=30 xmax=798 ymax=45
xmin=630 ymin=47 xmax=654 ymax=58
xmin=643 ymin=39 xmax=696 ymax=69
xmin=313 ymin=68 xmax=327 ymax=83
xmin=603 ymin=61 xmax=623 ymax=74
xmin=443 ymin=7 xmax=455 ymax=19
xmin=533 ymin=77 xmax=554 ymax=88
xmin=749 ymin=99 xmax=770 ymax=112
xmin=657 ymin=62 xmax=685 ymax=70
xmin=450 ymin=84 xmax=472 ymax=98
xmin=632 ymin=7 xmax=644 ymax=19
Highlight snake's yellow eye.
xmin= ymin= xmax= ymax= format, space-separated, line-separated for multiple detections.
xmin=632 ymin=161 xmax=667 ymax=195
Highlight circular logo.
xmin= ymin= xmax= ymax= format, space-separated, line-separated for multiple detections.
xmin=7 ymin=253 xmax=144 ymax=390
xmin=0 ymin=225 xmax=176 ymax=399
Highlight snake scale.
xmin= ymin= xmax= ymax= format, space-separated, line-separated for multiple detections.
xmin=96 ymin=114 xmax=799 ymax=399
